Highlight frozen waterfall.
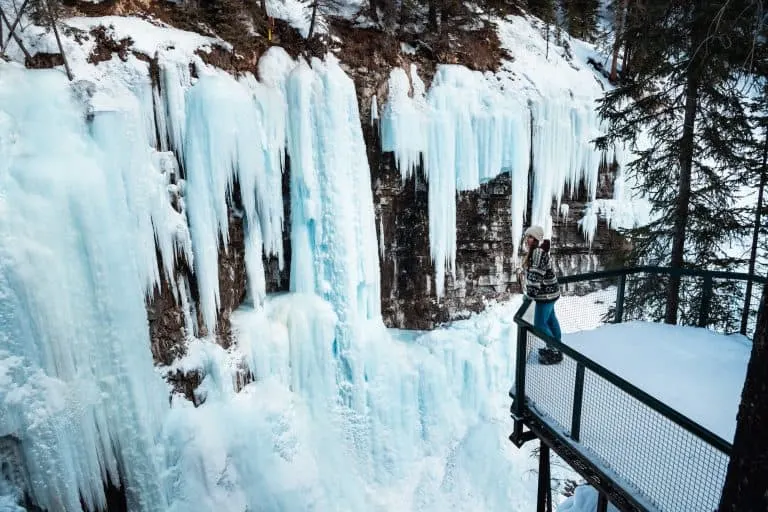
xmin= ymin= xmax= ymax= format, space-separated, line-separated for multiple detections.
xmin=0 ymin=15 xmax=608 ymax=509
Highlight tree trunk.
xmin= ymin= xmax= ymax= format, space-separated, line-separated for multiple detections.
xmin=428 ymin=0 xmax=438 ymax=32
xmin=718 ymin=282 xmax=768 ymax=511
xmin=609 ymin=0 xmax=627 ymax=82
xmin=44 ymin=0 xmax=72 ymax=81
xmin=665 ymin=4 xmax=703 ymax=325
xmin=307 ymin=0 xmax=318 ymax=40
xmin=260 ymin=0 xmax=266 ymax=13
xmin=741 ymin=126 xmax=768 ymax=335
xmin=0 ymin=5 xmax=32 ymax=62
xmin=621 ymin=42 xmax=631 ymax=78
xmin=369 ymin=0 xmax=378 ymax=23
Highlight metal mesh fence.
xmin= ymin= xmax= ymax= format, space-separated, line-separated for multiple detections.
xmin=524 ymin=331 xmax=576 ymax=430
xmin=522 ymin=330 xmax=730 ymax=512
xmin=557 ymin=277 xmax=618 ymax=330
xmin=588 ymin=271 xmax=764 ymax=336
xmin=578 ymin=365 xmax=729 ymax=511
xmin=513 ymin=269 xmax=763 ymax=511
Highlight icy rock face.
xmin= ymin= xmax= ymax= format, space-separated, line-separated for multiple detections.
xmin=372 ymin=156 xmax=625 ymax=329
xmin=0 ymin=65 xmax=170 ymax=512
xmin=367 ymin=62 xmax=627 ymax=328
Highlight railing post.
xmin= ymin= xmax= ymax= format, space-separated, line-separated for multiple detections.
xmin=698 ymin=275 xmax=713 ymax=328
xmin=537 ymin=442 xmax=552 ymax=512
xmin=615 ymin=274 xmax=626 ymax=323
xmin=513 ymin=325 xmax=528 ymax=418
xmin=741 ymin=277 xmax=754 ymax=335
xmin=597 ymin=492 xmax=608 ymax=512
xmin=571 ymin=363 xmax=586 ymax=442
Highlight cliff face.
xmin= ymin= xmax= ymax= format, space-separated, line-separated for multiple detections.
xmin=371 ymin=146 xmax=626 ymax=330
xmin=146 ymin=76 xmax=626 ymax=345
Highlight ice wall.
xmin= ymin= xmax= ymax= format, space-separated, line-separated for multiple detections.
xmin=381 ymin=64 xmax=532 ymax=297
xmin=1 ymin=35 xmax=384 ymax=509
xmin=0 ymin=64 xmax=171 ymax=512
xmin=162 ymin=294 xmax=536 ymax=511
xmin=0 ymin=13 xmax=605 ymax=510
xmin=381 ymin=17 xmax=620 ymax=297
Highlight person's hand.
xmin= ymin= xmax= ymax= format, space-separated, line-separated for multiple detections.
xmin=515 ymin=267 xmax=523 ymax=283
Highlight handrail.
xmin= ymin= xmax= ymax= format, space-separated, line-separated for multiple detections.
xmin=514 ymin=297 xmax=733 ymax=455
xmin=558 ymin=266 xmax=768 ymax=285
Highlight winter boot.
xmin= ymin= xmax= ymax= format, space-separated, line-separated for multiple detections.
xmin=538 ymin=348 xmax=563 ymax=365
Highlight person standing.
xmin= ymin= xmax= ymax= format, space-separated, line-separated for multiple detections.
xmin=516 ymin=225 xmax=563 ymax=365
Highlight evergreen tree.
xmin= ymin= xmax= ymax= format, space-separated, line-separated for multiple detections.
xmin=564 ymin=0 xmax=599 ymax=41
xmin=525 ymin=0 xmax=555 ymax=23
xmin=596 ymin=0 xmax=755 ymax=326
xmin=740 ymin=11 xmax=768 ymax=334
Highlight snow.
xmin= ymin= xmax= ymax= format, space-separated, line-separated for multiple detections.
xmin=558 ymin=485 xmax=620 ymax=512
xmin=266 ymin=0 xmax=314 ymax=38
xmin=566 ymin=321 xmax=749 ymax=441
xmin=65 ymin=16 xmax=226 ymax=56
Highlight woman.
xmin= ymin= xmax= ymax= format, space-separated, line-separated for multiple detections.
xmin=517 ymin=225 xmax=563 ymax=365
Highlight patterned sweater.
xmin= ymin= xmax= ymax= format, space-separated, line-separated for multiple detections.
xmin=525 ymin=248 xmax=560 ymax=302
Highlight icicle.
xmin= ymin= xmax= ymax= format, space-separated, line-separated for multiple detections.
xmin=183 ymin=69 xmax=288 ymax=332
xmin=158 ymin=54 xmax=192 ymax=159
xmin=579 ymin=203 xmax=599 ymax=247
xmin=380 ymin=67 xmax=428 ymax=179
xmin=0 ymin=64 xmax=168 ymax=512
xmin=382 ymin=64 xmax=532 ymax=292
xmin=370 ymin=94 xmax=378 ymax=126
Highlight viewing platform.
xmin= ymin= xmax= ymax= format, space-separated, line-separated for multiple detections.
xmin=509 ymin=267 xmax=765 ymax=512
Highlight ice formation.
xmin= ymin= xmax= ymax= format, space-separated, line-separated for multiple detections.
xmin=380 ymin=16 xmax=629 ymax=295
xmin=380 ymin=71 xmax=607 ymax=296
xmin=0 ymin=65 xmax=170 ymax=512
xmin=381 ymin=64 xmax=531 ymax=296
xmin=1 ymin=25 xmax=385 ymax=509
xmin=0 ymin=11 xmax=637 ymax=512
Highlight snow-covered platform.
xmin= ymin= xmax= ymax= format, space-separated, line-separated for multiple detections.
xmin=509 ymin=268 xmax=764 ymax=512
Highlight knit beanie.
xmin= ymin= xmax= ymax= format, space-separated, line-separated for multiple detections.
xmin=524 ymin=225 xmax=545 ymax=242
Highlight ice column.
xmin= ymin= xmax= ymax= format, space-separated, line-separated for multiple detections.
xmin=0 ymin=65 xmax=169 ymax=512
xmin=182 ymin=68 xmax=286 ymax=332
xmin=285 ymin=56 xmax=381 ymax=406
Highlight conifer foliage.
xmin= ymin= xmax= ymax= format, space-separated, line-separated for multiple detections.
xmin=596 ymin=0 xmax=756 ymax=325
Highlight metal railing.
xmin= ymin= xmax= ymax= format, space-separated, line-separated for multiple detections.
xmin=510 ymin=267 xmax=766 ymax=512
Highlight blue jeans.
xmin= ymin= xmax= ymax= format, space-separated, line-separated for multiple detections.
xmin=534 ymin=301 xmax=562 ymax=341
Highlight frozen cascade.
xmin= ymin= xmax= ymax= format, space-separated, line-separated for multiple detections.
xmin=381 ymin=64 xmax=531 ymax=297
xmin=2 ymin=20 xmax=543 ymax=510
xmin=157 ymin=55 xmax=193 ymax=156
xmin=182 ymin=65 xmax=285 ymax=331
xmin=162 ymin=293 xmax=528 ymax=511
xmin=0 ymin=65 xmax=170 ymax=511
xmin=285 ymin=55 xmax=381 ymax=407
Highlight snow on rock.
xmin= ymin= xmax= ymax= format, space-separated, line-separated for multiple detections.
xmin=266 ymin=0 xmax=313 ymax=38
xmin=65 ymin=16 xmax=226 ymax=56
